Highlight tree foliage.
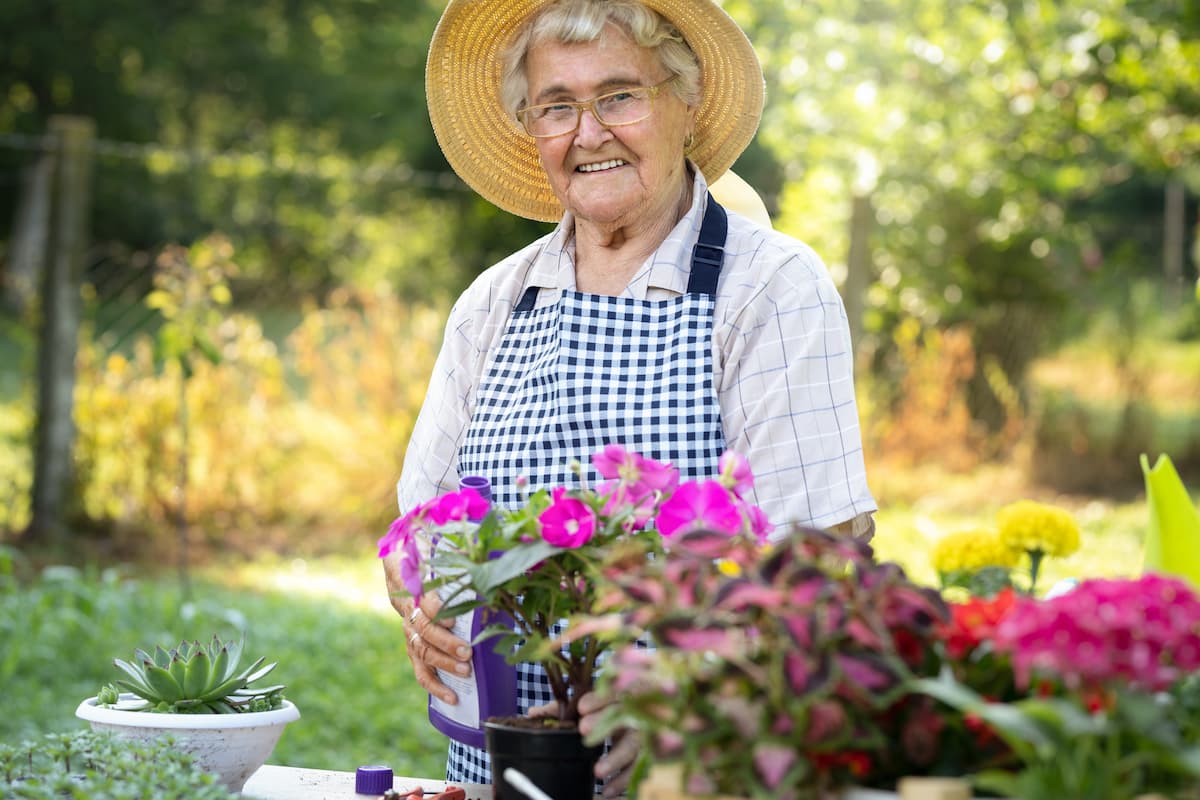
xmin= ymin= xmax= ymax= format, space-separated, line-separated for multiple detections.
xmin=725 ymin=0 xmax=1199 ymax=421
xmin=0 ymin=0 xmax=1195 ymax=370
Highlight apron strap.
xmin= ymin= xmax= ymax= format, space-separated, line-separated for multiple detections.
xmin=513 ymin=192 xmax=729 ymax=310
xmin=514 ymin=285 xmax=539 ymax=313
xmin=686 ymin=193 xmax=727 ymax=296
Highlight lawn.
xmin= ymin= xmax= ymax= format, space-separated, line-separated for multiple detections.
xmin=0 ymin=553 xmax=447 ymax=781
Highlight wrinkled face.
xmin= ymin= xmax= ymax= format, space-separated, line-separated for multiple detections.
xmin=524 ymin=24 xmax=695 ymax=228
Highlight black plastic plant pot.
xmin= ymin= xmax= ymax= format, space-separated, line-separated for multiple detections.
xmin=485 ymin=718 xmax=602 ymax=800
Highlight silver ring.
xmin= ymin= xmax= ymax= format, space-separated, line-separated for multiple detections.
xmin=409 ymin=632 xmax=421 ymax=648
xmin=409 ymin=606 xmax=422 ymax=625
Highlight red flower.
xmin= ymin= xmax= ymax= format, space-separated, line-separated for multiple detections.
xmin=938 ymin=588 xmax=1018 ymax=660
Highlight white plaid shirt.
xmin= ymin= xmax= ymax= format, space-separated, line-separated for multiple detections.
xmin=397 ymin=170 xmax=876 ymax=538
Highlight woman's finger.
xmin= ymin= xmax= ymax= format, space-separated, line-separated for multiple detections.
xmin=526 ymin=701 xmax=560 ymax=719
xmin=596 ymin=730 xmax=640 ymax=797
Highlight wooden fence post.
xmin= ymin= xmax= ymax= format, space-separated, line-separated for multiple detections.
xmin=27 ymin=115 xmax=95 ymax=546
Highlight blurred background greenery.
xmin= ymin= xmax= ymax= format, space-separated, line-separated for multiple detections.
xmin=0 ymin=0 xmax=1197 ymax=780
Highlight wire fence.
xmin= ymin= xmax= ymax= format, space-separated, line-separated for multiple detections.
xmin=1 ymin=124 xmax=470 ymax=350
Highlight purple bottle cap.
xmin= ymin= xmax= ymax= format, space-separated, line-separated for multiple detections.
xmin=459 ymin=474 xmax=492 ymax=503
xmin=355 ymin=765 xmax=393 ymax=795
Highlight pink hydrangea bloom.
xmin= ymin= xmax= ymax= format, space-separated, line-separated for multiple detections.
xmin=656 ymin=479 xmax=744 ymax=539
xmin=539 ymin=487 xmax=596 ymax=548
xmin=992 ymin=573 xmax=1200 ymax=692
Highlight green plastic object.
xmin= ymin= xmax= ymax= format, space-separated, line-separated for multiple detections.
xmin=1141 ymin=453 xmax=1200 ymax=589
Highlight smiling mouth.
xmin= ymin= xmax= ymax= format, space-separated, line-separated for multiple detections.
xmin=576 ymin=159 xmax=627 ymax=173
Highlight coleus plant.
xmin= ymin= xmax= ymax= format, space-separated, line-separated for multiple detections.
xmin=585 ymin=526 xmax=950 ymax=800
xmin=98 ymin=635 xmax=285 ymax=714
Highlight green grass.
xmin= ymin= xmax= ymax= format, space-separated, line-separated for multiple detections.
xmin=0 ymin=554 xmax=446 ymax=780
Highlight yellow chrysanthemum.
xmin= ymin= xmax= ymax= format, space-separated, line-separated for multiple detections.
xmin=996 ymin=500 xmax=1081 ymax=557
xmin=932 ymin=528 xmax=1022 ymax=575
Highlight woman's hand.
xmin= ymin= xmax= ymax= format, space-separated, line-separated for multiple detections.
xmin=382 ymin=554 xmax=473 ymax=705
xmin=529 ymin=693 xmax=640 ymax=798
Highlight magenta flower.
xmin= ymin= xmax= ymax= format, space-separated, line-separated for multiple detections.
xmin=992 ymin=574 xmax=1200 ymax=692
xmin=377 ymin=505 xmax=423 ymax=559
xmin=592 ymin=444 xmax=679 ymax=495
xmin=427 ymin=487 xmax=490 ymax=525
xmin=539 ymin=487 xmax=596 ymax=548
xmin=378 ymin=511 xmax=427 ymax=600
xmin=596 ymin=480 xmax=656 ymax=529
xmin=718 ymin=450 xmax=754 ymax=496
xmin=397 ymin=533 xmax=424 ymax=600
xmin=657 ymin=479 xmax=744 ymax=539
xmin=739 ymin=499 xmax=775 ymax=543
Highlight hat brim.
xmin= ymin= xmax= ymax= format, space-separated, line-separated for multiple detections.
xmin=426 ymin=0 xmax=765 ymax=222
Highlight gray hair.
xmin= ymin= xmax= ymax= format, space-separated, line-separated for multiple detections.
xmin=499 ymin=0 xmax=702 ymax=118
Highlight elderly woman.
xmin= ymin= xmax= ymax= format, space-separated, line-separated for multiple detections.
xmin=385 ymin=0 xmax=877 ymax=791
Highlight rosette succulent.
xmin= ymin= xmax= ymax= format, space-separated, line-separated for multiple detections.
xmin=98 ymin=635 xmax=285 ymax=713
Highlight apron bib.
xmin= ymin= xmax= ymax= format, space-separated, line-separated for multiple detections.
xmin=448 ymin=196 xmax=728 ymax=785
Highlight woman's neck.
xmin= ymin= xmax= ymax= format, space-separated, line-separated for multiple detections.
xmin=572 ymin=177 xmax=693 ymax=295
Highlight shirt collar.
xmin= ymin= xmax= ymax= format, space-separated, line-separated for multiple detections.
xmin=524 ymin=167 xmax=712 ymax=299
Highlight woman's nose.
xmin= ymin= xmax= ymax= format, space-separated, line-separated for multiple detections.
xmin=573 ymin=108 xmax=612 ymax=148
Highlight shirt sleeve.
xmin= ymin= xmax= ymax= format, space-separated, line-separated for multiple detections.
xmin=715 ymin=241 xmax=877 ymax=535
xmin=395 ymin=299 xmax=478 ymax=513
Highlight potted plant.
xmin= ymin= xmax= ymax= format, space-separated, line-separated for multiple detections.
xmin=918 ymin=572 xmax=1200 ymax=800
xmin=378 ymin=446 xmax=772 ymax=800
xmin=75 ymin=634 xmax=299 ymax=792
xmin=582 ymin=523 xmax=952 ymax=800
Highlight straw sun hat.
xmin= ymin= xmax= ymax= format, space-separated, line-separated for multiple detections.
xmin=425 ymin=0 xmax=765 ymax=222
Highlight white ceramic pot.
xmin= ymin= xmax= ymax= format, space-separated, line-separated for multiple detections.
xmin=76 ymin=694 xmax=300 ymax=792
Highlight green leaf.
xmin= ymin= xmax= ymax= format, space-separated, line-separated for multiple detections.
xmin=466 ymin=541 xmax=563 ymax=593
xmin=242 ymin=659 xmax=276 ymax=685
xmin=111 ymin=658 xmax=158 ymax=698
xmin=211 ymin=644 xmax=231 ymax=685
xmin=182 ymin=648 xmax=212 ymax=698
xmin=143 ymin=663 xmax=185 ymax=702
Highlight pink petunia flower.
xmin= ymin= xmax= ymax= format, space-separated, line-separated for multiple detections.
xmin=426 ymin=487 xmax=490 ymax=525
xmin=718 ymin=450 xmax=754 ymax=496
xmin=596 ymin=479 xmax=657 ymax=529
xmin=539 ymin=487 xmax=596 ymax=548
xmin=656 ymin=479 xmax=744 ymax=539
xmin=378 ymin=510 xmax=427 ymax=601
xmin=592 ymin=444 xmax=679 ymax=495
xmin=377 ymin=505 xmax=424 ymax=559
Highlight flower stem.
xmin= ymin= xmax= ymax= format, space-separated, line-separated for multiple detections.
xmin=1028 ymin=548 xmax=1044 ymax=595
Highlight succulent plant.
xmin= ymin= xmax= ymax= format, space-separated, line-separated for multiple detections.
xmin=99 ymin=635 xmax=285 ymax=714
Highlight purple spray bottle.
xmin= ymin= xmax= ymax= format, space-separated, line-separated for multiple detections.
xmin=427 ymin=475 xmax=518 ymax=747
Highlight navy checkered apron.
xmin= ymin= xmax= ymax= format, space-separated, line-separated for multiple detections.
xmin=448 ymin=195 xmax=729 ymax=785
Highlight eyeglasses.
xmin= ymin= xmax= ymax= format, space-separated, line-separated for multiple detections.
xmin=516 ymin=76 xmax=676 ymax=138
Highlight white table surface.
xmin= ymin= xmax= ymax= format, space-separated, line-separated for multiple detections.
xmin=241 ymin=764 xmax=492 ymax=800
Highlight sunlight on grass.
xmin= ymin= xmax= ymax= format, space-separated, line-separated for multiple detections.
xmin=205 ymin=554 xmax=394 ymax=617
xmin=871 ymin=461 xmax=1152 ymax=590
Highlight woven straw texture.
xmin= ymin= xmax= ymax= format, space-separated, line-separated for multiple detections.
xmin=426 ymin=0 xmax=764 ymax=222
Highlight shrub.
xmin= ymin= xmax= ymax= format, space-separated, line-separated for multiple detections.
xmin=0 ymin=729 xmax=235 ymax=799
xmin=69 ymin=277 xmax=441 ymax=555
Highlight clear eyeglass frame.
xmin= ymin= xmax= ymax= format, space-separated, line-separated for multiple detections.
xmin=516 ymin=76 xmax=677 ymax=138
